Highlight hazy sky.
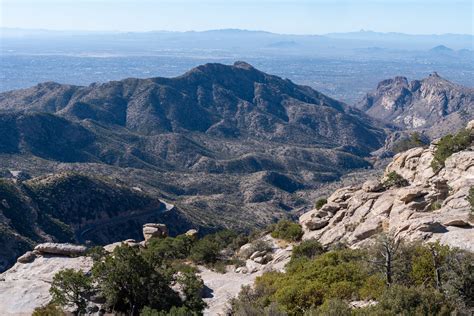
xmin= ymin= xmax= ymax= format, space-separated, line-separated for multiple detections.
xmin=1 ymin=0 xmax=472 ymax=35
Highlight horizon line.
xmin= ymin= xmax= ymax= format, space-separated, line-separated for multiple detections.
xmin=1 ymin=27 xmax=473 ymax=37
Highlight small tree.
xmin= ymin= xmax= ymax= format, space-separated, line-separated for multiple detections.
xmin=49 ymin=269 xmax=93 ymax=315
xmin=176 ymin=268 xmax=207 ymax=312
xmin=369 ymin=234 xmax=401 ymax=286
xmin=92 ymin=245 xmax=180 ymax=314
xmin=383 ymin=171 xmax=409 ymax=188
xmin=315 ymin=198 xmax=327 ymax=210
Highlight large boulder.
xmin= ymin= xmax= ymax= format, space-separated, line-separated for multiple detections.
xmin=34 ymin=243 xmax=87 ymax=256
xmin=143 ymin=223 xmax=168 ymax=242
xmin=362 ymin=180 xmax=384 ymax=192
xmin=16 ymin=251 xmax=36 ymax=264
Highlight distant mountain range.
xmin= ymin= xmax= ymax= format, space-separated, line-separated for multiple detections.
xmin=1 ymin=28 xmax=472 ymax=51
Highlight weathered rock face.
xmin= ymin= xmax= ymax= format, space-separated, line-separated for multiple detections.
xmin=300 ymin=122 xmax=474 ymax=251
xmin=143 ymin=223 xmax=169 ymax=242
xmin=356 ymin=73 xmax=474 ymax=139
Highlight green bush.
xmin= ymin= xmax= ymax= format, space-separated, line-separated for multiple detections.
xmin=314 ymin=198 xmax=327 ymax=210
xmin=368 ymin=285 xmax=453 ymax=315
xmin=291 ymin=239 xmax=325 ymax=261
xmin=431 ymin=201 xmax=442 ymax=211
xmin=141 ymin=306 xmax=196 ymax=316
xmin=308 ymin=299 xmax=352 ymax=316
xmin=468 ymin=187 xmax=474 ymax=212
xmin=189 ymin=237 xmax=220 ymax=264
xmin=431 ymin=129 xmax=473 ymax=171
xmin=143 ymin=235 xmax=193 ymax=266
xmin=86 ymin=246 xmax=107 ymax=261
xmin=270 ymin=220 xmax=304 ymax=242
xmin=383 ymin=171 xmax=409 ymax=188
xmin=251 ymin=249 xmax=368 ymax=314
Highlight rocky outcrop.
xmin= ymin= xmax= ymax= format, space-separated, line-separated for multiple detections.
xmin=0 ymin=255 xmax=93 ymax=315
xmin=300 ymin=122 xmax=474 ymax=251
xmin=0 ymin=223 xmax=173 ymax=314
xmin=143 ymin=223 xmax=169 ymax=242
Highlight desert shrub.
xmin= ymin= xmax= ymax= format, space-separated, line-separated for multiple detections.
xmin=188 ymin=229 xmax=243 ymax=265
xmin=369 ymin=285 xmax=453 ymax=315
xmin=232 ymin=238 xmax=474 ymax=315
xmin=32 ymin=303 xmax=65 ymax=316
xmin=189 ymin=237 xmax=220 ymax=264
xmin=86 ymin=246 xmax=107 ymax=261
xmin=431 ymin=201 xmax=442 ymax=210
xmin=392 ymin=132 xmax=428 ymax=153
xmin=141 ymin=306 xmax=195 ymax=316
xmin=306 ymin=299 xmax=352 ymax=316
xmin=144 ymin=235 xmax=193 ymax=266
xmin=244 ymin=249 xmax=369 ymax=314
xmin=431 ymin=129 xmax=473 ymax=171
xmin=383 ymin=171 xmax=409 ymax=188
xmin=314 ymin=198 xmax=327 ymax=210
xmin=359 ymin=275 xmax=386 ymax=300
xmin=270 ymin=220 xmax=304 ymax=242
xmin=49 ymin=269 xmax=93 ymax=314
xmin=468 ymin=187 xmax=474 ymax=212
xmin=291 ymin=239 xmax=325 ymax=261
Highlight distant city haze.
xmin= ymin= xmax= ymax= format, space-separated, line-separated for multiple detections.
xmin=1 ymin=0 xmax=472 ymax=35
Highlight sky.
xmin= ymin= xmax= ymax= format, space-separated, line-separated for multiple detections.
xmin=0 ymin=0 xmax=472 ymax=35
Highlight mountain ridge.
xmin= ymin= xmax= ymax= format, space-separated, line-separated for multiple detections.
xmin=0 ymin=62 xmax=386 ymax=254
xmin=356 ymin=72 xmax=474 ymax=139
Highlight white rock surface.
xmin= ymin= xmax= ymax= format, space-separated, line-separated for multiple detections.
xmin=200 ymin=266 xmax=260 ymax=316
xmin=0 ymin=255 xmax=93 ymax=315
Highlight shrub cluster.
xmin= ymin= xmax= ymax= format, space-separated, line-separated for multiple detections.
xmin=314 ymin=198 xmax=327 ymax=210
xmin=431 ymin=128 xmax=473 ymax=171
xmin=383 ymin=171 xmax=409 ymax=188
xmin=270 ymin=220 xmax=304 ymax=242
xmin=230 ymin=238 xmax=474 ymax=315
